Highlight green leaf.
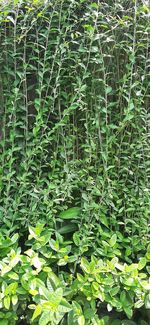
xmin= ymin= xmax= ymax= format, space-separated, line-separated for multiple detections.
xmin=11 ymin=233 xmax=19 ymax=244
xmin=90 ymin=2 xmax=98 ymax=9
xmin=78 ymin=315 xmax=85 ymax=325
xmin=67 ymin=311 xmax=74 ymax=325
xmin=109 ymin=234 xmax=117 ymax=247
xmin=106 ymin=86 xmax=112 ymax=94
xmin=146 ymin=266 xmax=150 ymax=274
xmin=46 ymin=278 xmax=54 ymax=293
xmin=58 ymin=224 xmax=77 ymax=234
xmin=14 ymin=0 xmax=19 ymax=5
xmin=4 ymin=296 xmax=10 ymax=310
xmin=120 ymin=291 xmax=127 ymax=306
xmin=125 ymin=264 xmax=138 ymax=272
xmin=12 ymin=295 xmax=18 ymax=305
xmin=8 ymin=272 xmax=19 ymax=280
xmin=47 ymin=272 xmax=60 ymax=290
xmin=32 ymin=304 xmax=42 ymax=321
xmin=123 ymin=307 xmax=133 ymax=319
xmin=134 ymin=300 xmax=144 ymax=308
xmin=145 ymin=294 xmax=150 ymax=309
xmin=110 ymin=286 xmax=120 ymax=297
xmin=100 ymin=214 xmax=109 ymax=228
xmin=57 ymin=258 xmax=67 ymax=266
xmin=80 ymin=258 xmax=90 ymax=273
xmin=72 ymin=301 xmax=82 ymax=316
xmin=123 ymin=278 xmax=136 ymax=287
xmin=49 ymin=239 xmax=59 ymax=252
xmin=29 ymin=226 xmax=37 ymax=239
xmin=0 ymin=321 xmax=8 ymax=325
xmin=73 ymin=232 xmax=80 ymax=246
xmin=1 ymin=265 xmax=12 ymax=276
xmin=59 ymin=207 xmax=81 ymax=220
xmin=40 ymin=287 xmax=63 ymax=309
xmin=84 ymin=308 xmax=95 ymax=319
xmin=39 ymin=311 xmax=51 ymax=325
xmin=17 ymin=287 xmax=27 ymax=294
xmin=58 ymin=298 xmax=72 ymax=313
xmin=39 ymin=286 xmax=52 ymax=300
xmin=138 ymin=257 xmax=146 ymax=270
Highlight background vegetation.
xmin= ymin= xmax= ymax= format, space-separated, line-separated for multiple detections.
xmin=0 ymin=0 xmax=149 ymax=324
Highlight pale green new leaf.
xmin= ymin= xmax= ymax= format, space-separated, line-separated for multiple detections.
xmin=32 ymin=304 xmax=42 ymax=321
xmin=109 ymin=234 xmax=117 ymax=247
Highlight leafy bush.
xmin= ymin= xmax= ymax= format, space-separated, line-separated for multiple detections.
xmin=0 ymin=0 xmax=149 ymax=323
xmin=0 ymin=225 xmax=150 ymax=324
xmin=0 ymin=0 xmax=149 ymax=256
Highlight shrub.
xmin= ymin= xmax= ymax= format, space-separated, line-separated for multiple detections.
xmin=0 ymin=225 xmax=149 ymax=324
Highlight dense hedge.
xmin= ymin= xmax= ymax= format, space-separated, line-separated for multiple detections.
xmin=0 ymin=0 xmax=149 ymax=323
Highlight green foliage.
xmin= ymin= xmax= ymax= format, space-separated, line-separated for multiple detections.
xmin=0 ymin=233 xmax=18 ymax=258
xmin=0 ymin=0 xmax=149 ymax=323
xmin=0 ymin=225 xmax=149 ymax=324
xmin=0 ymin=0 xmax=149 ymax=259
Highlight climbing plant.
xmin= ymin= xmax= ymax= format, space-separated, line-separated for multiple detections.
xmin=0 ymin=0 xmax=149 ymax=258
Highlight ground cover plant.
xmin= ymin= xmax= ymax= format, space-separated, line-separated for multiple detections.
xmin=0 ymin=0 xmax=149 ymax=323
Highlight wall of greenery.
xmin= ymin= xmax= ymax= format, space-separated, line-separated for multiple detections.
xmin=0 ymin=0 xmax=149 ymax=323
